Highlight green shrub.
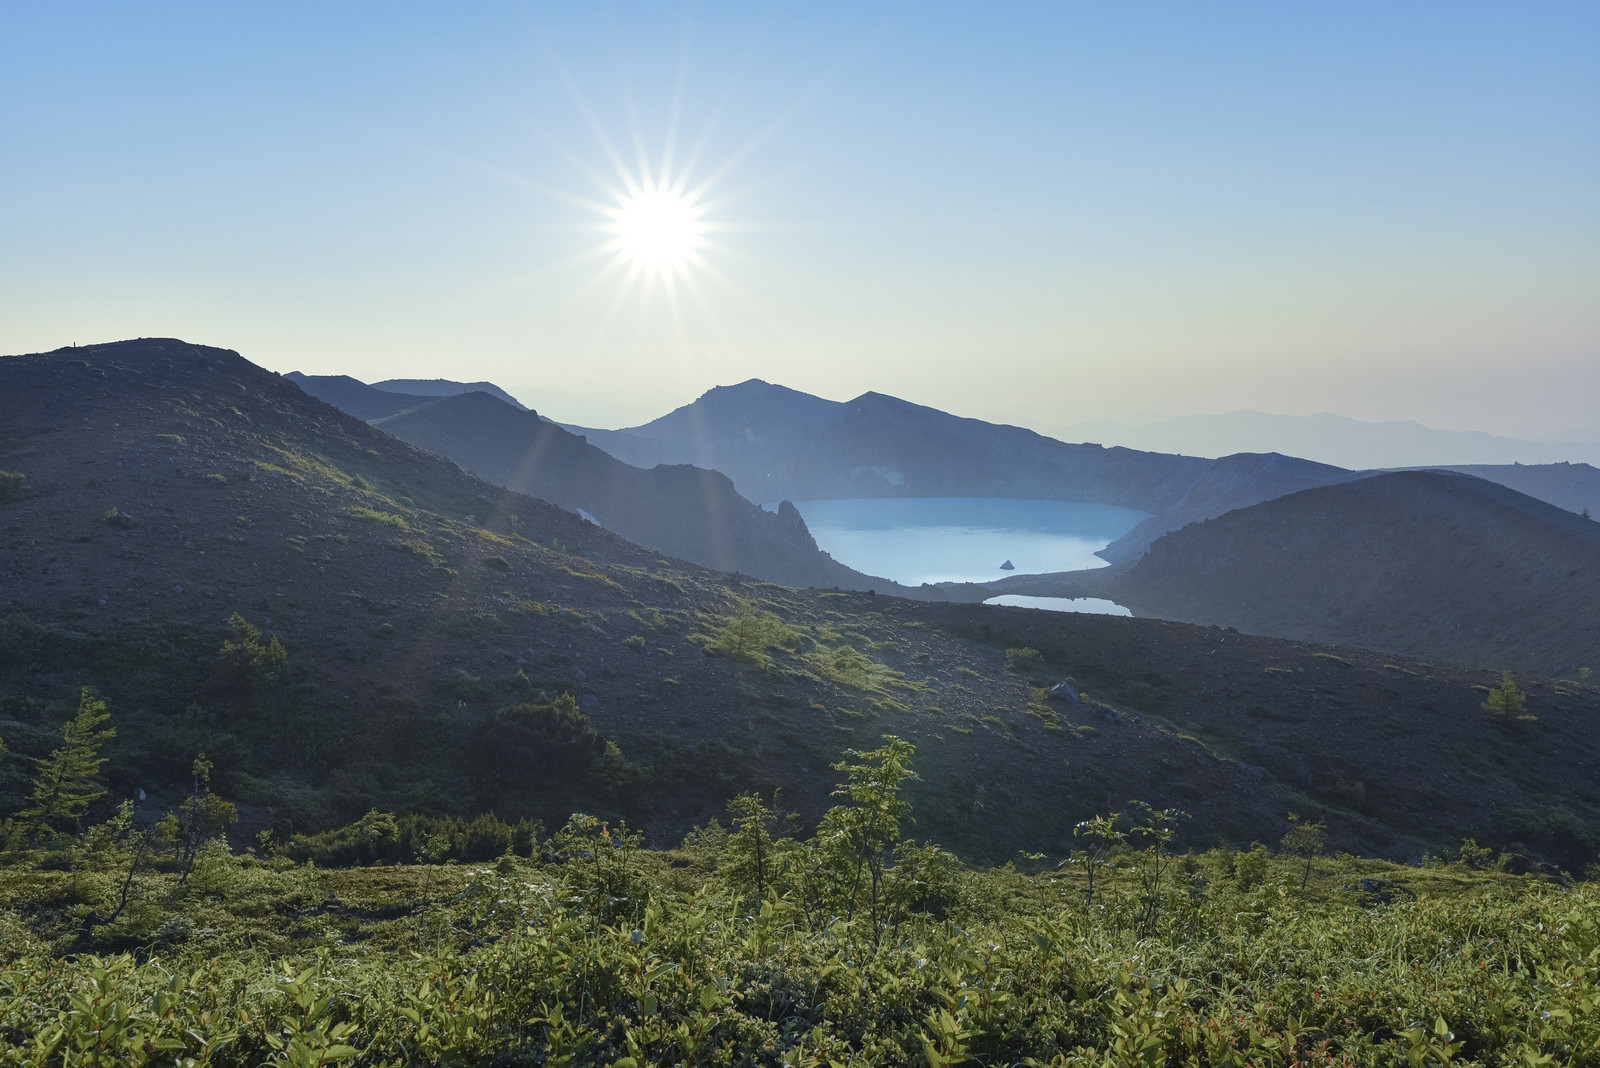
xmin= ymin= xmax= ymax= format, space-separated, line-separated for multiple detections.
xmin=345 ymin=506 xmax=410 ymax=529
xmin=1004 ymin=646 xmax=1042 ymax=671
xmin=0 ymin=471 xmax=25 ymax=502
xmin=1484 ymin=671 xmax=1536 ymax=726
xmin=705 ymin=599 xmax=798 ymax=669
xmin=3 ymin=743 xmax=1600 ymax=1067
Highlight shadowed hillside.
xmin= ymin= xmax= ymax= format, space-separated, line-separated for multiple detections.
xmin=370 ymin=390 xmax=906 ymax=591
xmin=1431 ymin=462 xmax=1600 ymax=520
xmin=3 ymin=340 xmax=1598 ymax=869
xmin=576 ymin=380 xmax=1212 ymax=511
xmin=1085 ymin=470 xmax=1600 ymax=674
xmin=1098 ymin=452 xmax=1362 ymax=566
xmin=579 ymin=384 xmax=1600 ymax=574
xmin=288 ymin=373 xmax=906 ymax=592
xmin=372 ymin=376 xmax=529 ymax=410
xmin=281 ymin=373 xmax=439 ymax=421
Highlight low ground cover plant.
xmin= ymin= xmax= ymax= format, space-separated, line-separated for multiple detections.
xmin=1 ymin=737 xmax=1597 ymax=1066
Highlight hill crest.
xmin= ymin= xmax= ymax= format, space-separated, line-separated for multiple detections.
xmin=1086 ymin=469 xmax=1600 ymax=673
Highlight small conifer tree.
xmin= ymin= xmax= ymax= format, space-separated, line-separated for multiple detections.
xmin=1281 ymin=814 xmax=1327 ymax=889
xmin=1483 ymin=672 xmax=1532 ymax=725
xmin=16 ymin=688 xmax=115 ymax=842
xmin=725 ymin=792 xmax=781 ymax=900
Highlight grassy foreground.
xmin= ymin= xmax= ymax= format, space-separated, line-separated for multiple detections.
xmin=1 ymin=826 xmax=1597 ymax=1067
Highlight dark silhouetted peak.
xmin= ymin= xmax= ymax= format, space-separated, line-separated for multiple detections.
xmin=625 ymin=379 xmax=844 ymax=442
xmin=373 ymin=377 xmax=528 ymax=411
xmin=1097 ymin=468 xmax=1600 ymax=671
xmin=289 ymin=372 xmax=452 ymax=421
xmin=1211 ymin=451 xmax=1351 ymax=478
xmin=383 ymin=388 xmax=539 ymax=422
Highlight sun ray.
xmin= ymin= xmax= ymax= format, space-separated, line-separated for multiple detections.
xmin=526 ymin=35 xmax=854 ymax=386
xmin=658 ymin=25 xmax=693 ymax=192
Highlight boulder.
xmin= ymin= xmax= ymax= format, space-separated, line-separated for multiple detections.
xmin=1046 ymin=680 xmax=1082 ymax=705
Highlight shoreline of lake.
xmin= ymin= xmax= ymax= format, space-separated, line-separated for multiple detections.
xmin=778 ymin=497 xmax=1146 ymax=612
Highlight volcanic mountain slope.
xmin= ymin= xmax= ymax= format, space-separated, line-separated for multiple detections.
xmin=1431 ymin=462 xmax=1600 ymax=520
xmin=575 ymin=380 xmax=1212 ymax=511
xmin=578 ymin=382 xmax=1600 ymax=568
xmin=576 ymin=382 xmax=1382 ymax=566
xmin=1076 ymin=470 xmax=1600 ymax=675
xmin=289 ymin=373 xmax=903 ymax=592
xmin=371 ymin=377 xmax=528 ymax=410
xmin=280 ymin=373 xmax=435 ymax=421
xmin=2 ymin=340 xmax=1598 ymax=869
xmin=1097 ymin=451 xmax=1362 ymax=566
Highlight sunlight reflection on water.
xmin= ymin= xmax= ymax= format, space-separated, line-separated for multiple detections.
xmin=982 ymin=595 xmax=1132 ymax=616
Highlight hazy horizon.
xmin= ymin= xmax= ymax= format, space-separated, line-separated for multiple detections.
xmin=278 ymin=364 xmax=1600 ymax=470
xmin=4 ymin=3 xmax=1596 ymax=442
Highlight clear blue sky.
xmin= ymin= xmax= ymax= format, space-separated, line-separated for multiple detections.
xmin=3 ymin=2 xmax=1596 ymax=439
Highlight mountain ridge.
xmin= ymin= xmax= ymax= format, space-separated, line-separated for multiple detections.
xmin=372 ymin=377 xmax=529 ymax=411
xmin=1061 ymin=409 xmax=1600 ymax=469
xmin=2 ymin=339 xmax=1598 ymax=867
xmin=1047 ymin=469 xmax=1600 ymax=673
xmin=288 ymin=372 xmax=909 ymax=591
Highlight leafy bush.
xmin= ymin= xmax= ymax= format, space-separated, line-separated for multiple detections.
xmin=704 ymin=599 xmax=798 ymax=668
xmin=1484 ymin=671 xmax=1537 ymax=726
xmin=343 ymin=506 xmax=410 ymax=530
xmin=4 ymin=738 xmax=1600 ymax=1065
xmin=1004 ymin=646 xmax=1042 ymax=671
xmin=464 ymin=693 xmax=603 ymax=808
xmin=0 ymin=471 xmax=24 ymax=502
xmin=280 ymin=810 xmax=542 ymax=866
xmin=3 ymin=829 xmax=1598 ymax=1066
xmin=210 ymin=613 xmax=286 ymax=694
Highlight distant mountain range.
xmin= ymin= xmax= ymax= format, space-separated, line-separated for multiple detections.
xmin=1060 ymin=410 xmax=1600 ymax=470
xmin=572 ymin=379 xmax=1600 ymax=565
xmin=576 ymin=379 xmax=1210 ymax=512
xmin=286 ymin=374 xmax=905 ymax=593
xmin=371 ymin=377 xmax=529 ymax=411
xmin=291 ymin=371 xmax=1600 ymax=672
xmin=5 ymin=338 xmax=1599 ymax=866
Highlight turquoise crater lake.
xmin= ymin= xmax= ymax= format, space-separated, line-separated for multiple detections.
xmin=780 ymin=498 xmax=1148 ymax=587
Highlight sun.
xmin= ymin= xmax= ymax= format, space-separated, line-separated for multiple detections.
xmin=533 ymin=65 xmax=752 ymax=323
xmin=612 ymin=185 xmax=702 ymax=272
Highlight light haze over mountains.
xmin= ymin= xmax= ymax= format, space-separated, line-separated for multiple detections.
xmin=7 ymin=337 xmax=1600 ymax=867
xmin=1062 ymin=411 xmax=1600 ymax=471
xmin=293 ymin=368 xmax=1600 ymax=668
xmin=5 ymin=6 xmax=1596 ymax=441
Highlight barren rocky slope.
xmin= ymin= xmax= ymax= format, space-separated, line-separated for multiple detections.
xmin=1432 ymin=462 xmax=1600 ymax=520
xmin=289 ymin=373 xmax=902 ymax=591
xmin=575 ymin=380 xmax=1213 ymax=512
xmin=1074 ymin=470 xmax=1600 ymax=675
